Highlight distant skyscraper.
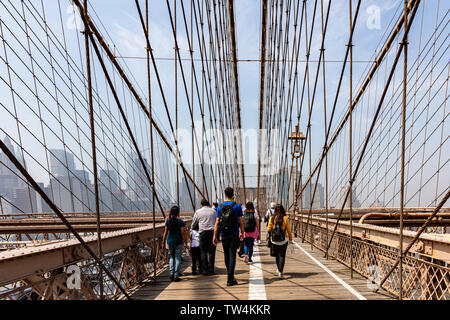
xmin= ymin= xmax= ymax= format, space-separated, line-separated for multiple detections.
xmin=156 ymin=141 xmax=173 ymax=204
xmin=36 ymin=182 xmax=51 ymax=213
xmin=179 ymin=175 xmax=194 ymax=211
xmin=302 ymin=182 xmax=324 ymax=209
xmin=339 ymin=186 xmax=361 ymax=208
xmin=102 ymin=158 xmax=126 ymax=212
xmin=0 ymin=196 xmax=12 ymax=215
xmin=126 ymin=151 xmax=152 ymax=210
xmin=49 ymin=149 xmax=75 ymax=177
xmin=98 ymin=169 xmax=120 ymax=212
xmin=50 ymin=175 xmax=75 ymax=212
xmin=47 ymin=150 xmax=93 ymax=213
xmin=0 ymin=136 xmax=30 ymax=213
xmin=0 ymin=136 xmax=17 ymax=173
xmin=51 ymin=175 xmax=91 ymax=213
xmin=274 ymin=165 xmax=295 ymax=206
xmin=99 ymin=169 xmax=119 ymax=190
xmin=13 ymin=187 xmax=37 ymax=213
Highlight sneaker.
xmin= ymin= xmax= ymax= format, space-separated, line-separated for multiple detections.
xmin=248 ymin=259 xmax=253 ymax=264
xmin=244 ymin=255 xmax=249 ymax=263
xmin=278 ymin=272 xmax=284 ymax=279
xmin=174 ymin=277 xmax=181 ymax=282
xmin=170 ymin=274 xmax=174 ymax=281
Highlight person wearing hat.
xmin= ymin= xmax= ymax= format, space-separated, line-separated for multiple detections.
xmin=265 ymin=202 xmax=276 ymax=226
xmin=265 ymin=202 xmax=277 ymax=255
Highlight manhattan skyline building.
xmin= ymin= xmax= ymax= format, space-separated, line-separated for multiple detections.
xmin=339 ymin=186 xmax=361 ymax=209
xmin=302 ymin=182 xmax=325 ymax=209
xmin=0 ymin=136 xmax=36 ymax=215
xmin=49 ymin=149 xmax=75 ymax=177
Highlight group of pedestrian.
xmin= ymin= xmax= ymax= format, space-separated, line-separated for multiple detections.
xmin=161 ymin=186 xmax=293 ymax=285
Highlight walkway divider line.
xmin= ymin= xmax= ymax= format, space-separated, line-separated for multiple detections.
xmin=248 ymin=244 xmax=267 ymax=300
xmin=293 ymin=241 xmax=367 ymax=300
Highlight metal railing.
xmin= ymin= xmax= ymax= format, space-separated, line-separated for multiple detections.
xmin=0 ymin=220 xmax=191 ymax=300
xmin=290 ymin=214 xmax=450 ymax=300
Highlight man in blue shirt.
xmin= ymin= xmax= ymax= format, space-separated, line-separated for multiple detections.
xmin=213 ymin=187 xmax=244 ymax=286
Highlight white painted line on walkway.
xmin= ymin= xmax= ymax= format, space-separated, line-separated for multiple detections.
xmin=248 ymin=244 xmax=267 ymax=300
xmin=293 ymin=241 xmax=367 ymax=300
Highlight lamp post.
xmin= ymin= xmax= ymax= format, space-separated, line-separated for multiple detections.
xmin=288 ymin=125 xmax=305 ymax=237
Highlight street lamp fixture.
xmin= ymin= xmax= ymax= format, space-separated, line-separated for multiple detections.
xmin=288 ymin=125 xmax=305 ymax=237
xmin=288 ymin=125 xmax=306 ymax=159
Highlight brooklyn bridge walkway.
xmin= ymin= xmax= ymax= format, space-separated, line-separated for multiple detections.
xmin=130 ymin=225 xmax=392 ymax=300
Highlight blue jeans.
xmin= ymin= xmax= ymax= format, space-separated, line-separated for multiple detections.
xmin=169 ymin=244 xmax=183 ymax=278
xmin=244 ymin=237 xmax=254 ymax=260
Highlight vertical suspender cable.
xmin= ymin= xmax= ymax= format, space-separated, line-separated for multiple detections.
xmin=227 ymin=0 xmax=246 ymax=201
xmin=399 ymin=0 xmax=409 ymax=300
xmin=144 ymin=0 xmax=157 ymax=282
xmin=83 ymin=0 xmax=104 ymax=299
xmin=257 ymin=0 xmax=268 ymax=215
xmin=348 ymin=0 xmax=354 ymax=279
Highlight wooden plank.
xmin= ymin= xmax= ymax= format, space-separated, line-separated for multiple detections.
xmin=132 ymin=224 xmax=393 ymax=300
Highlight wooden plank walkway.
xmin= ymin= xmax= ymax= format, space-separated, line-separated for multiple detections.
xmin=131 ymin=225 xmax=393 ymax=300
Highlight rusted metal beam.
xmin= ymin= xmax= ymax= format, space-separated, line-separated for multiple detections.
xmin=82 ymin=0 xmax=104 ymax=298
xmin=291 ymin=214 xmax=450 ymax=262
xmin=256 ymin=0 xmax=268 ymax=214
xmin=358 ymin=219 xmax=450 ymax=227
xmin=358 ymin=212 xmax=450 ymax=224
xmin=0 ymin=217 xmax=167 ymax=226
xmin=0 ymin=211 xmax=195 ymax=219
xmin=227 ymin=0 xmax=246 ymax=200
xmin=0 ymin=224 xmax=154 ymax=233
xmin=0 ymin=220 xmax=191 ymax=288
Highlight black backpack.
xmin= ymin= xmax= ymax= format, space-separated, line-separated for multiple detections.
xmin=219 ymin=202 xmax=236 ymax=235
xmin=243 ymin=211 xmax=256 ymax=232
xmin=271 ymin=219 xmax=285 ymax=242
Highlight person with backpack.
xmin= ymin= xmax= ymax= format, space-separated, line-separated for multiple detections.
xmin=162 ymin=206 xmax=188 ymax=282
xmin=267 ymin=204 xmax=293 ymax=279
xmin=243 ymin=201 xmax=259 ymax=264
xmin=212 ymin=187 xmax=245 ymax=286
